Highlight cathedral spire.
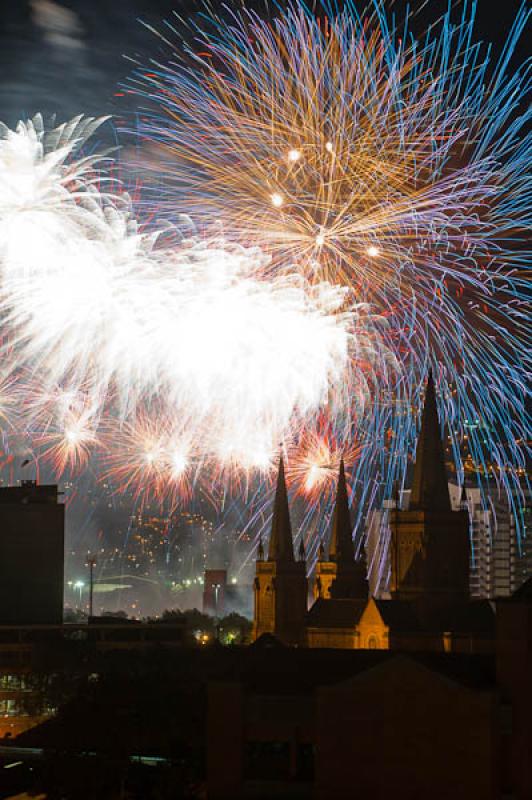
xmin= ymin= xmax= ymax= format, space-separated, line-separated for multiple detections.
xmin=267 ymin=455 xmax=294 ymax=562
xmin=410 ymin=370 xmax=451 ymax=512
xmin=328 ymin=458 xmax=354 ymax=563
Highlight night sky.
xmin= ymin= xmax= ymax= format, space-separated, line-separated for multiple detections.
xmin=0 ymin=0 xmax=527 ymax=131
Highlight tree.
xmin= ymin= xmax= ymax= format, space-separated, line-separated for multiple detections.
xmin=218 ymin=613 xmax=252 ymax=645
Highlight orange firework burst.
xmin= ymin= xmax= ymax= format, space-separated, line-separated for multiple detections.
xmin=101 ymin=412 xmax=194 ymax=508
xmin=38 ymin=413 xmax=99 ymax=475
xmin=287 ymin=424 xmax=364 ymax=502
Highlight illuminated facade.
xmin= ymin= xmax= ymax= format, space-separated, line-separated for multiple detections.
xmin=253 ymin=374 xmax=496 ymax=653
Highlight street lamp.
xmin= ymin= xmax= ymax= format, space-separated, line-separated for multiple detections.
xmin=86 ymin=555 xmax=97 ymax=618
xmin=213 ymin=583 xmax=222 ymax=612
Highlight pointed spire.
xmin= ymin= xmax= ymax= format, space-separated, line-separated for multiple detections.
xmin=410 ymin=370 xmax=451 ymax=511
xmin=267 ymin=456 xmax=294 ymax=561
xmin=328 ymin=458 xmax=355 ymax=563
xmin=258 ymin=536 xmax=264 ymax=561
xmin=318 ymin=540 xmax=325 ymax=561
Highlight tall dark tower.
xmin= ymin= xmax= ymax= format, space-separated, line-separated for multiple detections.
xmin=253 ymin=457 xmax=308 ymax=644
xmin=0 ymin=481 xmax=64 ymax=624
xmin=314 ymin=460 xmax=368 ymax=600
xmin=390 ymin=372 xmax=470 ymax=610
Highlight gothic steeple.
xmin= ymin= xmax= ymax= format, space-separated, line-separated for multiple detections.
xmin=328 ymin=458 xmax=354 ymax=563
xmin=327 ymin=459 xmax=368 ymax=600
xmin=409 ymin=370 xmax=451 ymax=512
xmin=267 ymin=456 xmax=294 ymax=562
xmin=253 ymin=455 xmax=308 ymax=645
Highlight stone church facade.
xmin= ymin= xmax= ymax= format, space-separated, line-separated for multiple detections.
xmin=253 ymin=372 xmax=495 ymax=653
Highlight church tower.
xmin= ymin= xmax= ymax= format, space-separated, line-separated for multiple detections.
xmin=253 ymin=457 xmax=308 ymax=644
xmin=389 ymin=371 xmax=470 ymax=610
xmin=314 ymin=459 xmax=368 ymax=601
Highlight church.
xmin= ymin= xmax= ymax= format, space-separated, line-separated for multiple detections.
xmin=252 ymin=372 xmax=495 ymax=653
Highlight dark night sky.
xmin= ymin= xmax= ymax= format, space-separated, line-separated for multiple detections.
xmin=0 ymin=0 xmax=528 ymax=132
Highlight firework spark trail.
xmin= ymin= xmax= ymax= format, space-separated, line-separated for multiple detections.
xmin=130 ymin=0 xmax=531 ymax=545
xmin=0 ymin=113 xmax=391 ymax=505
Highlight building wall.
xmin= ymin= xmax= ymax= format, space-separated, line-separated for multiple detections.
xmin=207 ymin=682 xmax=244 ymax=799
xmin=306 ymin=627 xmax=358 ymax=649
xmin=315 ymin=658 xmax=499 ymax=800
xmin=449 ymin=485 xmax=517 ymax=599
xmin=253 ymin=561 xmax=307 ymax=645
xmin=389 ymin=507 xmax=470 ymax=607
xmin=207 ymin=655 xmax=502 ymax=800
xmin=357 ymin=599 xmax=389 ymax=650
xmin=313 ymin=561 xmax=336 ymax=601
xmin=514 ymin=489 xmax=532 ymax=591
xmin=253 ymin=563 xmax=276 ymax=639
xmin=207 ymin=681 xmax=314 ymax=800
xmin=496 ymin=597 xmax=532 ymax=799
xmin=366 ymin=503 xmax=393 ymax=598
xmin=0 ymin=484 xmax=64 ymax=625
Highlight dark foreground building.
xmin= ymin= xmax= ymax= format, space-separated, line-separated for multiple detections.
xmin=0 ymin=481 xmax=64 ymax=625
xmin=210 ymin=579 xmax=532 ymax=799
xmin=0 ymin=581 xmax=528 ymax=799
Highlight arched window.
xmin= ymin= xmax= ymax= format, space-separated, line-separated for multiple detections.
xmin=367 ymin=635 xmax=379 ymax=649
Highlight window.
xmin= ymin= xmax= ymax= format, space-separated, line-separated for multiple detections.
xmin=0 ymin=698 xmax=17 ymax=716
xmin=367 ymin=635 xmax=379 ymax=649
xmin=244 ymin=741 xmax=290 ymax=780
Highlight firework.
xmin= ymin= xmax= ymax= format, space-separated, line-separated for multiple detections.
xmin=100 ymin=412 xmax=194 ymax=507
xmin=286 ymin=421 xmax=364 ymax=502
xmin=0 ymin=0 xmax=530 ymax=566
xmin=0 ymin=112 xmax=390 ymax=505
xmin=130 ymin=0 xmax=531 ymax=537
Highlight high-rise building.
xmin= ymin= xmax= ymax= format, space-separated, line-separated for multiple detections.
xmin=203 ymin=569 xmax=227 ymax=616
xmin=448 ymin=484 xmax=517 ymax=598
xmin=514 ymin=488 xmax=532 ymax=590
xmin=0 ymin=481 xmax=64 ymax=624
